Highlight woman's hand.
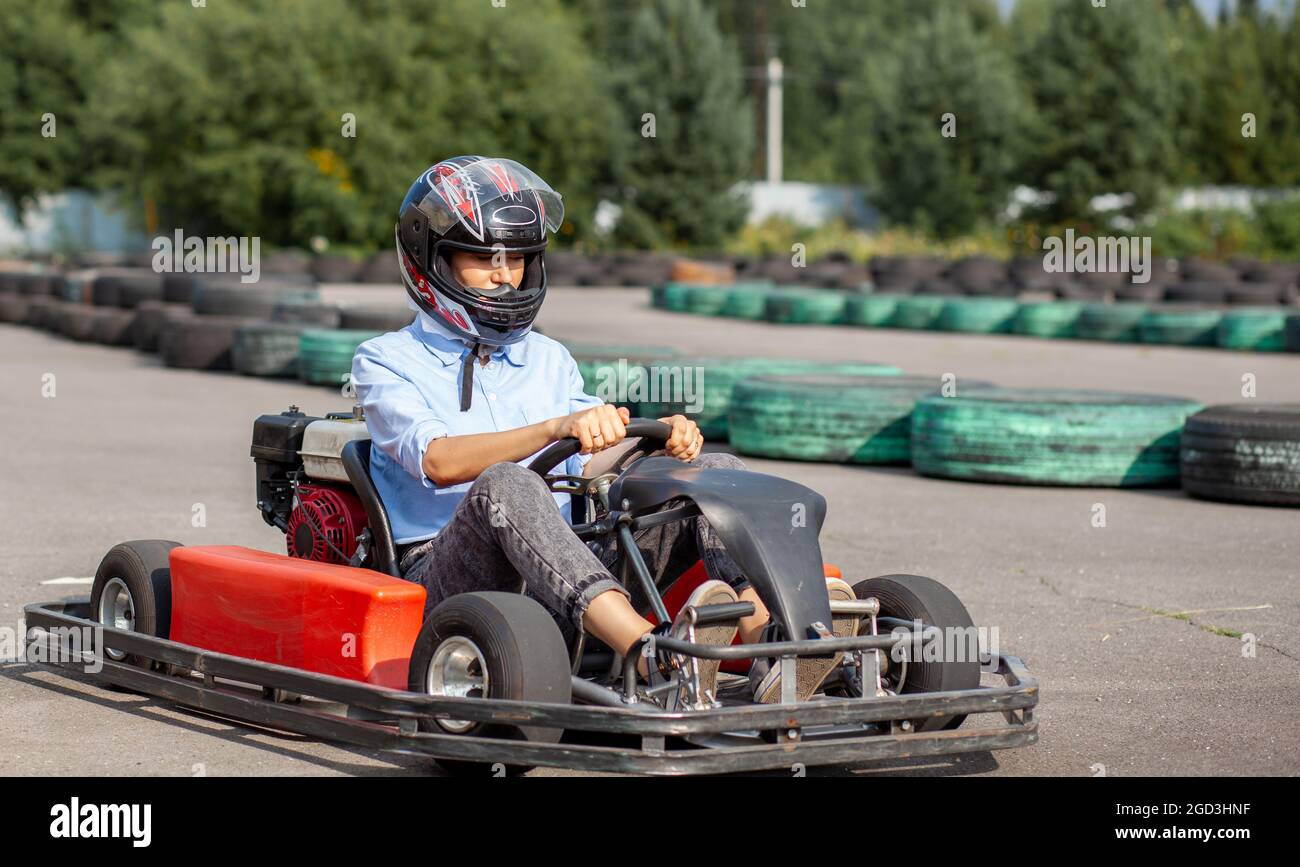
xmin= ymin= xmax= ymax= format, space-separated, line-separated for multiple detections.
xmin=658 ymin=414 xmax=703 ymax=462
xmin=550 ymin=405 xmax=631 ymax=454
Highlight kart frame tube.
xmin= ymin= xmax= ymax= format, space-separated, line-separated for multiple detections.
xmin=24 ymin=601 xmax=1038 ymax=776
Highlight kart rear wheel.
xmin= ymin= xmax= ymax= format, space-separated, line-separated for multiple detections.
xmin=851 ymin=574 xmax=980 ymax=732
xmin=408 ymin=592 xmax=571 ymax=777
xmin=89 ymin=540 xmax=182 ymax=669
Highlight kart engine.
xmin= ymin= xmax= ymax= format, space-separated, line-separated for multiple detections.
xmin=251 ymin=405 xmax=371 ymax=565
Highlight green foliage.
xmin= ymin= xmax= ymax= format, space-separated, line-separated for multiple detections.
xmin=862 ymin=6 xmax=1031 ymax=237
xmin=1019 ymin=0 xmax=1182 ymax=221
xmin=0 ymin=1 xmax=94 ymax=210
xmin=603 ymin=0 xmax=753 ymax=249
xmin=86 ymin=0 xmax=614 ymax=249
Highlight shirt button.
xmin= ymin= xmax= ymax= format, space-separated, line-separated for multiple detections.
xmin=488 ymin=393 xmax=497 ymax=401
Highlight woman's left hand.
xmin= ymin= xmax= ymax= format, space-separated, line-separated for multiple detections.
xmin=658 ymin=415 xmax=703 ymax=462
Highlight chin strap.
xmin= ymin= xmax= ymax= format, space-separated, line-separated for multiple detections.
xmin=459 ymin=342 xmax=488 ymax=412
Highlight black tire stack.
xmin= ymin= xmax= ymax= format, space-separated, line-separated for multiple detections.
xmin=1181 ymin=404 xmax=1300 ymax=506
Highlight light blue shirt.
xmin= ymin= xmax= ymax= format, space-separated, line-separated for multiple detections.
xmin=351 ymin=313 xmax=602 ymax=544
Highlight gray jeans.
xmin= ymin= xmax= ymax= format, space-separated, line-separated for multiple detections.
xmin=399 ymin=452 xmax=749 ymax=642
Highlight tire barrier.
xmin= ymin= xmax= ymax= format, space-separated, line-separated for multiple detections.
xmin=133 ymin=301 xmax=193 ymax=353
xmin=1074 ymin=302 xmax=1148 ymax=342
xmin=934 ymin=297 xmax=1020 ymax=334
xmin=638 ymin=357 xmax=902 ymax=441
xmin=1139 ymin=305 xmax=1223 ymax=347
xmin=232 ymin=322 xmax=306 ymax=378
xmin=160 ymin=315 xmax=257 ymax=370
xmin=1012 ymin=300 xmax=1083 ymax=338
xmin=1181 ymin=404 xmax=1300 ymax=506
xmin=730 ymin=373 xmax=993 ymax=465
xmin=298 ymin=329 xmax=382 ymax=387
xmin=912 ymin=389 xmax=1202 ymax=487
xmin=1215 ymin=308 xmax=1287 ymax=352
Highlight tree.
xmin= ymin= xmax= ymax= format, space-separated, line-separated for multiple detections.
xmin=859 ymin=5 xmax=1031 ymax=237
xmin=85 ymin=0 xmax=615 ymax=248
xmin=1018 ymin=0 xmax=1182 ymax=223
xmin=604 ymin=0 xmax=753 ymax=249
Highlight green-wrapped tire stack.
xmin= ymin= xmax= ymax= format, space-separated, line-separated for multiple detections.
xmin=650 ymin=282 xmax=693 ymax=312
xmin=763 ymin=289 xmax=846 ymax=325
xmin=1139 ymin=305 xmax=1223 ymax=347
xmin=639 ymin=357 xmax=902 ymax=440
xmin=1215 ymin=308 xmax=1287 ymax=352
xmin=843 ymin=293 xmax=903 ymax=327
xmin=935 ymin=298 xmax=1020 ymax=334
xmin=681 ymin=285 xmax=733 ymax=315
xmin=1074 ymin=303 xmax=1148 ymax=342
xmin=719 ymin=284 xmax=772 ymax=319
xmin=912 ymin=389 xmax=1203 ymax=487
xmin=893 ymin=296 xmax=949 ymax=330
xmin=233 ymin=322 xmax=306 ymax=378
xmin=299 ymin=329 xmax=382 ymax=387
xmin=1181 ymin=404 xmax=1300 ymax=506
xmin=562 ymin=342 xmax=679 ymax=418
xmin=1013 ymin=301 xmax=1083 ymax=338
xmin=730 ymin=374 xmax=994 ymax=465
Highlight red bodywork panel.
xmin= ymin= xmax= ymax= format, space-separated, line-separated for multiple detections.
xmin=169 ymin=546 xmax=426 ymax=690
xmin=658 ymin=560 xmax=844 ymax=674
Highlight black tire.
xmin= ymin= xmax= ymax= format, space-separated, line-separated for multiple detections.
xmin=90 ymin=308 xmax=136 ymax=346
xmin=115 ymin=273 xmax=164 ymax=309
xmin=132 ymin=301 xmax=192 ymax=352
xmin=271 ymin=299 xmax=342 ymax=327
xmin=311 ymin=255 xmax=362 ymax=283
xmin=408 ymin=592 xmax=571 ymax=777
xmin=191 ymin=279 xmax=318 ymax=317
xmin=359 ymin=252 xmax=401 ymax=284
xmin=161 ymin=274 xmax=197 ymax=304
xmin=851 ymin=574 xmax=979 ymax=732
xmin=232 ymin=322 xmax=304 ymax=377
xmin=90 ymin=273 xmax=125 ymax=308
xmin=89 ymin=540 xmax=182 ymax=667
xmin=55 ymin=305 xmax=101 ymax=341
xmin=160 ymin=315 xmax=255 ymax=370
xmin=0 ymin=293 xmax=30 ymax=323
xmin=1181 ymin=404 xmax=1300 ymax=506
xmin=338 ymin=305 xmax=415 ymax=332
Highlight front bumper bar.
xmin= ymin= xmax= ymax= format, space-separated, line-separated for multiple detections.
xmin=24 ymin=601 xmax=1038 ymax=775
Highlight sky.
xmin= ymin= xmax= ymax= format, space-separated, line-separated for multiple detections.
xmin=996 ymin=0 xmax=1285 ymax=19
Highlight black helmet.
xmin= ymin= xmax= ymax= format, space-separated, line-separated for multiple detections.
xmin=396 ymin=156 xmax=564 ymax=347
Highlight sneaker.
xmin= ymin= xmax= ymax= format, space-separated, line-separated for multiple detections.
xmin=658 ymin=580 xmax=740 ymax=709
xmin=752 ymin=576 xmax=861 ymax=704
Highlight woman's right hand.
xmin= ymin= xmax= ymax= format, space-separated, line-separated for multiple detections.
xmin=550 ymin=405 xmax=631 ymax=455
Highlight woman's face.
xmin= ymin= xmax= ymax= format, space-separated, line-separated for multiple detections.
xmin=451 ymin=250 xmax=525 ymax=298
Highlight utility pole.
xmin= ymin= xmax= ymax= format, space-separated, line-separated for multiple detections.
xmin=766 ymin=57 xmax=784 ymax=183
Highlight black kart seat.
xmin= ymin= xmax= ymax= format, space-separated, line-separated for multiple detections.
xmin=340 ymin=439 xmax=401 ymax=577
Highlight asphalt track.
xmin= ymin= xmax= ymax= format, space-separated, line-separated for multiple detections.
xmin=1 ymin=285 xmax=1296 ymax=777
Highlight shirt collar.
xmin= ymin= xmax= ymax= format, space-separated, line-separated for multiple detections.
xmin=410 ymin=308 xmax=527 ymax=368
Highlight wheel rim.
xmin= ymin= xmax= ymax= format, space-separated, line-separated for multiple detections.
xmin=425 ymin=636 xmax=489 ymax=734
xmin=96 ymin=577 xmax=134 ymax=661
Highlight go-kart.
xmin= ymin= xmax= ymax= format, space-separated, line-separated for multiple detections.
xmin=25 ymin=406 xmax=1037 ymax=776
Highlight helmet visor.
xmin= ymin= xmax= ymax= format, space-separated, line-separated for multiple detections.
xmin=414 ymin=157 xmax=564 ymax=243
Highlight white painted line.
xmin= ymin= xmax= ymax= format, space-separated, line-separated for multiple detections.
xmin=40 ymin=577 xmax=94 ymax=586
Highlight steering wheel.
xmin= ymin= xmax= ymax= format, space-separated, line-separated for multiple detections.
xmin=526 ymin=418 xmax=674 ymax=496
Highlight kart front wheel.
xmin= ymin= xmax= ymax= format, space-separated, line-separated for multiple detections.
xmin=89 ymin=540 xmax=182 ymax=668
xmin=851 ymin=574 xmax=980 ymax=732
xmin=408 ymin=592 xmax=571 ymax=777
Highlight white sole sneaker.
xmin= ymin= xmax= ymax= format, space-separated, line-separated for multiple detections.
xmin=668 ymin=580 xmax=740 ymax=709
xmin=753 ymin=576 xmax=860 ymax=704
